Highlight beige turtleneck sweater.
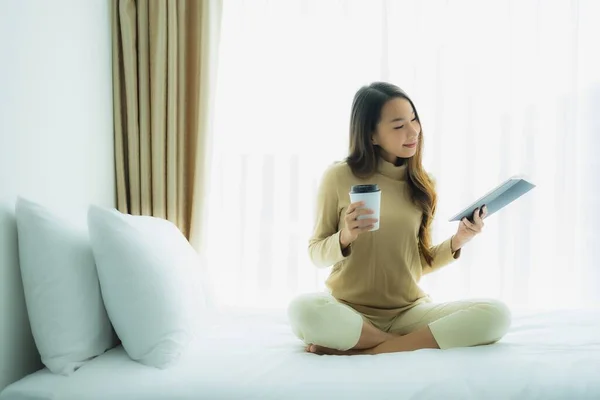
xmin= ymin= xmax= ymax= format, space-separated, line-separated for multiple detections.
xmin=309 ymin=158 xmax=460 ymax=318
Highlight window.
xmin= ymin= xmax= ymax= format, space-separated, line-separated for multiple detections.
xmin=203 ymin=0 xmax=600 ymax=309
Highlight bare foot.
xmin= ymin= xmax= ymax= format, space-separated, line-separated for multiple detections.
xmin=303 ymin=326 xmax=439 ymax=356
xmin=365 ymin=326 xmax=439 ymax=354
xmin=305 ymin=344 xmax=372 ymax=356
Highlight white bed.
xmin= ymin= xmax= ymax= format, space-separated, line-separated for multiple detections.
xmin=2 ymin=307 xmax=599 ymax=400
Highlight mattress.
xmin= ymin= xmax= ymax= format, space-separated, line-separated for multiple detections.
xmin=2 ymin=307 xmax=600 ymax=400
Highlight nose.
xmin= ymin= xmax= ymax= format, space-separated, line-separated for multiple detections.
xmin=408 ymin=125 xmax=419 ymax=139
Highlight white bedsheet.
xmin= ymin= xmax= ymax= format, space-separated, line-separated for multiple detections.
xmin=2 ymin=307 xmax=600 ymax=400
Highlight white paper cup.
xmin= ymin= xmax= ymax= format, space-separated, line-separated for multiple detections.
xmin=349 ymin=184 xmax=381 ymax=231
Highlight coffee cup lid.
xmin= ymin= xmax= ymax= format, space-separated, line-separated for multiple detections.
xmin=350 ymin=184 xmax=380 ymax=194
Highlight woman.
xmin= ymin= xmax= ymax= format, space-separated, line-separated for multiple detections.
xmin=288 ymin=82 xmax=511 ymax=356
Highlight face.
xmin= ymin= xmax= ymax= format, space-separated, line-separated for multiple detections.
xmin=372 ymin=97 xmax=421 ymax=163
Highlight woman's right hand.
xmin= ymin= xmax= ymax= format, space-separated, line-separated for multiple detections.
xmin=339 ymin=201 xmax=378 ymax=249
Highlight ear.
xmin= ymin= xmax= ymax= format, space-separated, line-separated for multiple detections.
xmin=371 ymin=133 xmax=378 ymax=145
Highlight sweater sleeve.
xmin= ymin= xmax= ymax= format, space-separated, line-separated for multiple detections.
xmin=421 ymin=237 xmax=461 ymax=275
xmin=308 ymin=165 xmax=351 ymax=268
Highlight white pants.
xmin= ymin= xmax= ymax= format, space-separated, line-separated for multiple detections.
xmin=287 ymin=293 xmax=512 ymax=351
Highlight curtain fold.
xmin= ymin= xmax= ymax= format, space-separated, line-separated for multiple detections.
xmin=111 ymin=0 xmax=221 ymax=245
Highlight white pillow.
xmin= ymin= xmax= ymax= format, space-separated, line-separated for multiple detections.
xmin=15 ymin=197 xmax=116 ymax=375
xmin=87 ymin=205 xmax=204 ymax=368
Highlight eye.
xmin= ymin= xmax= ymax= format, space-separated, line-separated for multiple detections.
xmin=394 ymin=117 xmax=417 ymax=130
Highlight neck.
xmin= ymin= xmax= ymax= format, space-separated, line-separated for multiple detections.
xmin=377 ymin=157 xmax=408 ymax=181
xmin=394 ymin=157 xmax=408 ymax=166
xmin=379 ymin=149 xmax=397 ymax=164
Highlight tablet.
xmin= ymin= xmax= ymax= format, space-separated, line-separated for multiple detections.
xmin=448 ymin=175 xmax=536 ymax=222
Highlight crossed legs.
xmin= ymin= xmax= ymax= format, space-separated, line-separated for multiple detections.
xmin=287 ymin=293 xmax=511 ymax=355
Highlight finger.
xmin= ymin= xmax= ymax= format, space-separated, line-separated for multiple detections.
xmin=352 ymin=218 xmax=378 ymax=229
xmin=345 ymin=212 xmax=358 ymax=227
xmin=462 ymin=223 xmax=480 ymax=234
xmin=346 ymin=201 xmax=365 ymax=215
xmin=462 ymin=218 xmax=480 ymax=233
xmin=347 ymin=218 xmax=377 ymax=230
xmin=354 ymin=208 xmax=374 ymax=217
xmin=474 ymin=207 xmax=486 ymax=229
xmin=346 ymin=209 xmax=374 ymax=224
xmin=481 ymin=205 xmax=488 ymax=218
xmin=473 ymin=207 xmax=483 ymax=225
xmin=357 ymin=225 xmax=375 ymax=233
xmin=359 ymin=218 xmax=378 ymax=227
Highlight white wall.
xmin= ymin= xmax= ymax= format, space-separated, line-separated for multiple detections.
xmin=0 ymin=0 xmax=115 ymax=390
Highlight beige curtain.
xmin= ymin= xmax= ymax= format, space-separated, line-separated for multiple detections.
xmin=111 ymin=0 xmax=221 ymax=246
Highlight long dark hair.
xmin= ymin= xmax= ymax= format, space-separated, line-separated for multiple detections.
xmin=346 ymin=82 xmax=437 ymax=266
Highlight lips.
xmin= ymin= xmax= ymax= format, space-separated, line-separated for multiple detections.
xmin=403 ymin=142 xmax=417 ymax=148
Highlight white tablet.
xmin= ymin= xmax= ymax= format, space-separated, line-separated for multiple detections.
xmin=448 ymin=175 xmax=536 ymax=222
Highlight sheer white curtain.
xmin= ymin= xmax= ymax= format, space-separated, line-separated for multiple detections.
xmin=203 ymin=0 xmax=600 ymax=310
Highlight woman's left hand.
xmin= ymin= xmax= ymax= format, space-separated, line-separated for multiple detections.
xmin=451 ymin=205 xmax=488 ymax=252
